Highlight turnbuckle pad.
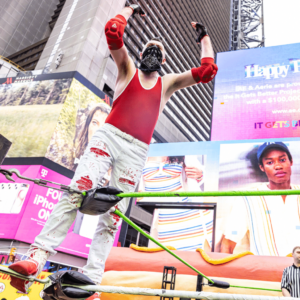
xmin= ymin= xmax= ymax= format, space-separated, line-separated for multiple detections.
xmin=79 ymin=186 xmax=123 ymax=215
xmin=43 ymin=271 xmax=95 ymax=300
xmin=208 ymin=279 xmax=230 ymax=289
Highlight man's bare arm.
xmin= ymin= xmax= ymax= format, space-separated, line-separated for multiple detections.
xmin=164 ymin=22 xmax=218 ymax=99
xmin=104 ymin=6 xmax=144 ymax=77
xmin=282 ymin=288 xmax=291 ymax=297
xmin=201 ymin=35 xmax=214 ymax=58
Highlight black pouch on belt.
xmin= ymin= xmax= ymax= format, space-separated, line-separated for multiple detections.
xmin=79 ymin=186 xmax=123 ymax=215
xmin=43 ymin=271 xmax=95 ymax=300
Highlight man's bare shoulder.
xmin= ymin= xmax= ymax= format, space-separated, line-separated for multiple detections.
xmin=114 ymin=62 xmax=136 ymax=100
xmin=161 ymin=73 xmax=178 ymax=90
xmin=162 ymin=73 xmax=177 ymax=81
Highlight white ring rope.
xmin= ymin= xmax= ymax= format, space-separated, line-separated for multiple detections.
xmin=63 ymin=284 xmax=292 ymax=300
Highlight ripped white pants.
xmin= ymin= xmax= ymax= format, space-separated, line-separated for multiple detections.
xmin=32 ymin=123 xmax=148 ymax=284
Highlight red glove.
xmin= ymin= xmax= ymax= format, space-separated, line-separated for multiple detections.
xmin=105 ymin=15 xmax=127 ymax=50
xmin=191 ymin=58 xmax=218 ymax=84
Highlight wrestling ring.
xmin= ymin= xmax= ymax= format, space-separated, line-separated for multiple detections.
xmin=0 ymin=167 xmax=298 ymax=299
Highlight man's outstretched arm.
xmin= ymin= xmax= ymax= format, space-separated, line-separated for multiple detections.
xmin=104 ymin=5 xmax=145 ymax=76
xmin=164 ymin=22 xmax=218 ymax=97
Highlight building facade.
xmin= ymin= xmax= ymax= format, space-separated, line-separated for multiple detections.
xmin=0 ymin=0 xmax=61 ymax=58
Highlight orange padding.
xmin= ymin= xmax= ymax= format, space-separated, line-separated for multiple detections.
xmin=105 ymin=248 xmax=292 ymax=282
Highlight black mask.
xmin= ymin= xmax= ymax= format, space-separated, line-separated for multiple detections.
xmin=139 ymin=45 xmax=163 ymax=73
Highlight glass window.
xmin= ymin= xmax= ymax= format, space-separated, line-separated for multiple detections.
xmin=124 ymin=227 xmax=138 ymax=247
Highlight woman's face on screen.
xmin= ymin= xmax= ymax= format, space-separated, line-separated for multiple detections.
xmin=88 ymin=110 xmax=108 ymax=142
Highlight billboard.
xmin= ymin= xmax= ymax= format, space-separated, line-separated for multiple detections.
xmin=138 ymin=155 xmax=211 ymax=251
xmin=0 ymin=269 xmax=50 ymax=300
xmin=0 ymin=72 xmax=112 ymax=164
xmin=0 ymin=164 xmax=120 ymax=258
xmin=0 ymin=71 xmax=117 ymax=258
xmin=45 ymin=78 xmax=111 ymax=172
xmin=211 ymin=42 xmax=300 ymax=141
xmin=0 ymin=165 xmax=39 ymax=239
xmin=137 ymin=137 xmax=300 ymax=256
xmin=0 ymin=76 xmax=72 ymax=157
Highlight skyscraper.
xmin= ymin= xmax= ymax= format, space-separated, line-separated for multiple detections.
xmin=0 ymin=0 xmax=62 ymax=58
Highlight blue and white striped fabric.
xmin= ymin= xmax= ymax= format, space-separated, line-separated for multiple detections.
xmin=142 ymin=161 xmax=213 ymax=251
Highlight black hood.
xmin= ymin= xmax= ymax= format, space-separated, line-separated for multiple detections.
xmin=139 ymin=45 xmax=163 ymax=73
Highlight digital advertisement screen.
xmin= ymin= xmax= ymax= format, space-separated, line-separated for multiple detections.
xmin=2 ymin=139 xmax=300 ymax=256
xmin=0 ymin=71 xmax=115 ymax=258
xmin=211 ymin=42 xmax=300 ymax=141
xmin=0 ymin=268 xmax=51 ymax=300
xmin=0 ymin=164 xmax=120 ymax=258
xmin=0 ymin=77 xmax=72 ymax=157
xmin=138 ymin=137 xmax=300 ymax=256
xmin=138 ymin=155 xmax=209 ymax=251
xmin=45 ymin=78 xmax=112 ymax=172
xmin=0 ymin=72 xmax=112 ymax=167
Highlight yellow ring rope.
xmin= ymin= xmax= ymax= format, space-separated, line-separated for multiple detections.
xmin=130 ymin=244 xmax=177 ymax=252
xmin=130 ymin=244 xmax=255 ymax=265
xmin=196 ymin=248 xmax=254 ymax=265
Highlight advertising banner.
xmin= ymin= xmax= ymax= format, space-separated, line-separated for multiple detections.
xmin=211 ymin=42 xmax=300 ymax=141
xmin=138 ymin=155 xmax=211 ymax=251
xmin=0 ymin=71 xmax=116 ymax=258
xmin=138 ymin=137 xmax=300 ymax=256
xmin=0 ymin=72 xmax=112 ymax=164
xmin=45 ymin=78 xmax=112 ymax=173
xmin=0 ymin=165 xmax=120 ymax=258
xmin=0 ymin=268 xmax=50 ymax=300
xmin=0 ymin=76 xmax=72 ymax=157
xmin=0 ymin=165 xmax=39 ymax=239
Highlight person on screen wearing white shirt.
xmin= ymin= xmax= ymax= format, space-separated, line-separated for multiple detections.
xmin=220 ymin=142 xmax=300 ymax=256
xmin=139 ymin=156 xmax=212 ymax=252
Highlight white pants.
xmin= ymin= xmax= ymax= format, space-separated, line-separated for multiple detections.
xmin=33 ymin=124 xmax=148 ymax=284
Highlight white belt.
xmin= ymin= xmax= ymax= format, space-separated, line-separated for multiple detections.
xmin=105 ymin=124 xmax=149 ymax=151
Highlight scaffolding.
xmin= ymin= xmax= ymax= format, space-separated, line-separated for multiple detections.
xmin=230 ymin=0 xmax=265 ymax=50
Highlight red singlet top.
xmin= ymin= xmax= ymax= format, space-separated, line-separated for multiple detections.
xmin=105 ymin=69 xmax=162 ymax=145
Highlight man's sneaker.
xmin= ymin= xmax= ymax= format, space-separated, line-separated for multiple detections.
xmin=9 ymin=247 xmax=50 ymax=293
xmin=86 ymin=292 xmax=101 ymax=300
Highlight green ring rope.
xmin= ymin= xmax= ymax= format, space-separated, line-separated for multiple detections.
xmin=229 ymin=285 xmax=281 ymax=292
xmin=116 ymin=190 xmax=300 ymax=198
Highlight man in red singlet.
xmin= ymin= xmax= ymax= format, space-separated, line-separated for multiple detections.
xmin=8 ymin=4 xmax=218 ymax=298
